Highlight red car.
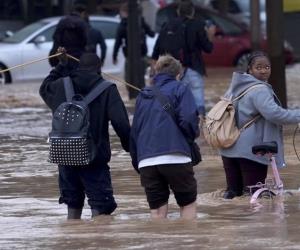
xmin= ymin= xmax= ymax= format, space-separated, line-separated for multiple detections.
xmin=155 ymin=3 xmax=294 ymax=69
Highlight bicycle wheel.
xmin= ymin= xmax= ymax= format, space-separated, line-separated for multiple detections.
xmin=258 ymin=190 xmax=276 ymax=199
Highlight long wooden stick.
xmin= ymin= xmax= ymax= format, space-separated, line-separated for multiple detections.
xmin=0 ymin=53 xmax=62 ymax=74
xmin=0 ymin=52 xmax=141 ymax=92
xmin=66 ymin=54 xmax=141 ymax=92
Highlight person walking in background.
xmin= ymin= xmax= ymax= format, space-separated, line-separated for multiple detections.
xmin=220 ymin=51 xmax=300 ymax=199
xmin=48 ymin=3 xmax=88 ymax=68
xmin=130 ymin=55 xmax=199 ymax=219
xmin=113 ymin=2 xmax=155 ymax=98
xmin=152 ymin=0 xmax=215 ymax=117
xmin=84 ymin=13 xmax=107 ymax=66
xmin=40 ymin=49 xmax=131 ymax=219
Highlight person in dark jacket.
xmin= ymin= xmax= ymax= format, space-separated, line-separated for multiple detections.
xmin=40 ymin=49 xmax=131 ymax=219
xmin=152 ymin=0 xmax=215 ymax=116
xmin=84 ymin=14 xmax=107 ymax=66
xmin=112 ymin=2 xmax=155 ymax=97
xmin=48 ymin=3 xmax=88 ymax=68
xmin=130 ymin=55 xmax=199 ymax=219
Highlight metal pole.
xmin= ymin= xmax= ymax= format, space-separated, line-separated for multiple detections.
xmin=127 ymin=0 xmax=144 ymax=99
xmin=250 ymin=0 xmax=261 ymax=50
xmin=266 ymin=0 xmax=287 ymax=107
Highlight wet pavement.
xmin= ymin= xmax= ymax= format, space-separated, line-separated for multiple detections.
xmin=1 ymin=66 xmax=300 ymax=249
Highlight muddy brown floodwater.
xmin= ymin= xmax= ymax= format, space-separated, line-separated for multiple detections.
xmin=1 ymin=66 xmax=300 ymax=249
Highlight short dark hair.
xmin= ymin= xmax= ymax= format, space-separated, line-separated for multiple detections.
xmin=177 ymin=0 xmax=195 ymax=18
xmin=79 ymin=53 xmax=101 ymax=72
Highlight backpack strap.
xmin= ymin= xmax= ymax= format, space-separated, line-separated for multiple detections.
xmin=233 ymin=84 xmax=265 ymax=130
xmin=240 ymin=115 xmax=261 ymax=130
xmin=63 ymin=77 xmax=75 ymax=102
xmin=233 ymin=84 xmax=264 ymax=102
xmin=83 ymin=80 xmax=113 ymax=105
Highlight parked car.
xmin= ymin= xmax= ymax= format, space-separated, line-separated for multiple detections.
xmin=155 ymin=3 xmax=294 ymax=70
xmin=193 ymin=0 xmax=266 ymax=29
xmin=0 ymin=15 xmax=157 ymax=84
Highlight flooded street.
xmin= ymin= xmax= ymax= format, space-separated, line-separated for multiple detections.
xmin=1 ymin=67 xmax=300 ymax=249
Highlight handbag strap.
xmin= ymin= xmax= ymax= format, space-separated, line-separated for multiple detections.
xmin=151 ymin=85 xmax=193 ymax=144
xmin=151 ymin=85 xmax=176 ymax=120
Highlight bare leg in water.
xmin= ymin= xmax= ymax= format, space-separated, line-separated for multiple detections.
xmin=150 ymin=204 xmax=168 ymax=219
xmin=180 ymin=202 xmax=197 ymax=220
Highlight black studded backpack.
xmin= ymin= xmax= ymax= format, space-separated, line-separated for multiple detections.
xmin=48 ymin=76 xmax=112 ymax=166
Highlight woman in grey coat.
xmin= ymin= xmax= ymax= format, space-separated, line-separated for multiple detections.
xmin=220 ymin=51 xmax=300 ymax=199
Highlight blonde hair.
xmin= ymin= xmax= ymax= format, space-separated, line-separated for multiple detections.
xmin=154 ymin=55 xmax=182 ymax=78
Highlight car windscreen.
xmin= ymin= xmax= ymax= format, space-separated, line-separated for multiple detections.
xmin=2 ymin=21 xmax=47 ymax=43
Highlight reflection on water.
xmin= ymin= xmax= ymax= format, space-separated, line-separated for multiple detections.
xmin=2 ymin=65 xmax=300 ymax=249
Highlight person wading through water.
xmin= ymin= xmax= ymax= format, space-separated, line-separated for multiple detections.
xmin=40 ymin=48 xmax=131 ymax=219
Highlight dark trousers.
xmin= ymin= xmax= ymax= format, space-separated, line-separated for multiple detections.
xmin=222 ymin=156 xmax=268 ymax=195
xmin=58 ymin=163 xmax=117 ymax=215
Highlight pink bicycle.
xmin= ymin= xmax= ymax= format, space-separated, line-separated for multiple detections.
xmin=247 ymin=142 xmax=284 ymax=204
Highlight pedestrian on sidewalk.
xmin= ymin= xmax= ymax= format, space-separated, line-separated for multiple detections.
xmin=130 ymin=55 xmax=199 ymax=219
xmin=40 ymin=48 xmax=130 ymax=219
xmin=220 ymin=51 xmax=300 ymax=199
xmin=151 ymin=0 xmax=215 ymax=116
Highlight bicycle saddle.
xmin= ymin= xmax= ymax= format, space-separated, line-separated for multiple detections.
xmin=252 ymin=141 xmax=278 ymax=155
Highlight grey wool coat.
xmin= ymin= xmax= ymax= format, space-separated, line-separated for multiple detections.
xmin=220 ymin=72 xmax=300 ymax=167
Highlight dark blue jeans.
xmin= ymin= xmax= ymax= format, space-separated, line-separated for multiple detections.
xmin=58 ymin=163 xmax=117 ymax=215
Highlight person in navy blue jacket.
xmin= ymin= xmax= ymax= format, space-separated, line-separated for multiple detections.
xmin=130 ymin=55 xmax=199 ymax=219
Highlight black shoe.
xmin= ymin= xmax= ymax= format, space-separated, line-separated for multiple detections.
xmin=223 ymin=190 xmax=238 ymax=199
xmin=67 ymin=207 xmax=82 ymax=219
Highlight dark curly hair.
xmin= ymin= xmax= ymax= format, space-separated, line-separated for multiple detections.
xmin=246 ymin=51 xmax=270 ymax=73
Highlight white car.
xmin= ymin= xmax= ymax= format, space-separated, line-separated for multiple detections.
xmin=0 ymin=16 xmax=156 ymax=84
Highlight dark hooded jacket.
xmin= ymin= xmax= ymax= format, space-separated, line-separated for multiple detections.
xmin=130 ymin=73 xmax=199 ymax=171
xmin=152 ymin=17 xmax=213 ymax=75
xmin=85 ymin=24 xmax=107 ymax=64
xmin=113 ymin=17 xmax=155 ymax=60
xmin=49 ymin=12 xmax=88 ymax=67
xmin=40 ymin=64 xmax=130 ymax=164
